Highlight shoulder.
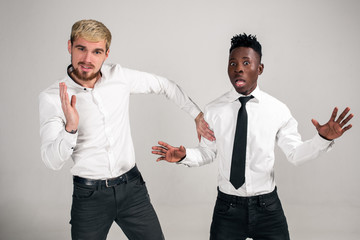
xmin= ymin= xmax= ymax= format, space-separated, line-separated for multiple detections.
xmin=205 ymin=91 xmax=232 ymax=112
xmin=204 ymin=91 xmax=235 ymax=120
xmin=101 ymin=62 xmax=123 ymax=75
xmin=260 ymin=90 xmax=290 ymax=111
xmin=257 ymin=90 xmax=293 ymax=121
xmin=101 ymin=62 xmax=146 ymax=81
xmin=39 ymin=79 xmax=62 ymax=101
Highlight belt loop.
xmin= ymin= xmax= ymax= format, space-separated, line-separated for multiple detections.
xmin=125 ymin=172 xmax=129 ymax=183
xmin=259 ymin=195 xmax=265 ymax=207
xmin=96 ymin=181 xmax=101 ymax=191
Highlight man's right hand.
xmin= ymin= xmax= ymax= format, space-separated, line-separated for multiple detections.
xmin=151 ymin=141 xmax=186 ymax=162
xmin=59 ymin=82 xmax=79 ymax=132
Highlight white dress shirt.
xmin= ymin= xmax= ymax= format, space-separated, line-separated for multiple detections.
xmin=181 ymin=87 xmax=334 ymax=197
xmin=39 ymin=63 xmax=201 ymax=179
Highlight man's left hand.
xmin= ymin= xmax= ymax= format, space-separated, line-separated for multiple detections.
xmin=312 ymin=107 xmax=354 ymax=140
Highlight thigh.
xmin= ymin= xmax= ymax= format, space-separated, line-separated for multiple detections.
xmin=70 ymin=183 xmax=115 ymax=240
xmin=115 ymin=175 xmax=164 ymax=240
xmin=252 ymin=196 xmax=290 ymax=240
xmin=210 ymin=198 xmax=247 ymax=240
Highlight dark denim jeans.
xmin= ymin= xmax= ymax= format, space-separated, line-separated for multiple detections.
xmin=210 ymin=187 xmax=290 ymax=240
xmin=70 ymin=174 xmax=164 ymax=240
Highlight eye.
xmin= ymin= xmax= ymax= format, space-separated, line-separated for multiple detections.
xmin=229 ymin=62 xmax=236 ymax=66
xmin=243 ymin=61 xmax=250 ymax=66
xmin=94 ymin=51 xmax=102 ymax=55
xmin=77 ymin=47 xmax=85 ymax=51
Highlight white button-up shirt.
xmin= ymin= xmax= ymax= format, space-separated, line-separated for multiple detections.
xmin=181 ymin=87 xmax=333 ymax=197
xmin=39 ymin=63 xmax=201 ymax=179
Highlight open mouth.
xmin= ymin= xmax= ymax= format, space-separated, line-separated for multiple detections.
xmin=78 ymin=62 xmax=95 ymax=72
xmin=235 ymin=79 xmax=246 ymax=87
xmin=80 ymin=65 xmax=93 ymax=71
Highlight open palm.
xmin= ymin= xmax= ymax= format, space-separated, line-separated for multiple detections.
xmin=312 ymin=107 xmax=353 ymax=140
xmin=151 ymin=141 xmax=186 ymax=162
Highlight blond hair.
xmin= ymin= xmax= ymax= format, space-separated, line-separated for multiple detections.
xmin=70 ymin=19 xmax=112 ymax=51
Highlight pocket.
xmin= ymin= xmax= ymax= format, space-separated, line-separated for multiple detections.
xmin=135 ymin=174 xmax=146 ymax=186
xmin=214 ymin=198 xmax=232 ymax=215
xmin=128 ymin=174 xmax=146 ymax=188
xmin=262 ymin=197 xmax=282 ymax=212
xmin=73 ymin=184 xmax=96 ymax=199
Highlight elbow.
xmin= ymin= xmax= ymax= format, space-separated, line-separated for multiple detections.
xmin=286 ymin=152 xmax=310 ymax=167
xmin=41 ymin=150 xmax=64 ymax=171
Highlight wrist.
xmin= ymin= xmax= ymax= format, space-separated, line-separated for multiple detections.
xmin=195 ymin=112 xmax=203 ymax=122
xmin=318 ymin=133 xmax=332 ymax=141
xmin=178 ymin=155 xmax=186 ymax=163
xmin=65 ymin=126 xmax=78 ymax=134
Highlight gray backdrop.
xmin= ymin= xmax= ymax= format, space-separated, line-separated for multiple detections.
xmin=1 ymin=0 xmax=359 ymax=239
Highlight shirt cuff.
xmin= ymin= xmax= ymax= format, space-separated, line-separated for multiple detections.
xmin=61 ymin=129 xmax=78 ymax=151
xmin=189 ymin=108 xmax=202 ymax=120
xmin=176 ymin=148 xmax=197 ymax=167
xmin=313 ymin=133 xmax=334 ymax=152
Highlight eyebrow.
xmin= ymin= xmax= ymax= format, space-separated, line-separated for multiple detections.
xmin=74 ymin=45 xmax=105 ymax=52
xmin=93 ymin=48 xmax=105 ymax=53
xmin=74 ymin=44 xmax=86 ymax=49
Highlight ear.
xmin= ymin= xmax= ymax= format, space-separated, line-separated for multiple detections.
xmin=105 ymin=49 xmax=110 ymax=59
xmin=258 ymin=63 xmax=264 ymax=75
xmin=67 ymin=40 xmax=72 ymax=54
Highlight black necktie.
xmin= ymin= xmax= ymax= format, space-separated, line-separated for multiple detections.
xmin=230 ymin=96 xmax=253 ymax=189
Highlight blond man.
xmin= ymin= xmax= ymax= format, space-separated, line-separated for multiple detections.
xmin=39 ymin=19 xmax=214 ymax=240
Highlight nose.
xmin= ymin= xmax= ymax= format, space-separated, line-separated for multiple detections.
xmin=234 ymin=64 xmax=243 ymax=73
xmin=83 ymin=51 xmax=91 ymax=63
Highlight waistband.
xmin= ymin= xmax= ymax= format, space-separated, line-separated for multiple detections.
xmin=217 ymin=187 xmax=278 ymax=206
xmin=73 ymin=165 xmax=140 ymax=188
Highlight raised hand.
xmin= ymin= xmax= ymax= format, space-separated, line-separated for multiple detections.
xmin=311 ymin=107 xmax=353 ymax=140
xmin=151 ymin=141 xmax=186 ymax=162
xmin=59 ymin=82 xmax=79 ymax=132
xmin=195 ymin=112 xmax=215 ymax=142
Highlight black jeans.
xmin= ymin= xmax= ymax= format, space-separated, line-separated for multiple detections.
xmin=210 ymin=188 xmax=290 ymax=240
xmin=70 ymin=172 xmax=164 ymax=240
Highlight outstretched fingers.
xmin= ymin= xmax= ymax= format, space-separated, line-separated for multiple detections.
xmin=151 ymin=141 xmax=171 ymax=158
xmin=342 ymin=123 xmax=353 ymax=132
xmin=156 ymin=157 xmax=166 ymax=162
xmin=151 ymin=146 xmax=167 ymax=155
xmin=59 ymin=82 xmax=70 ymax=110
xmin=158 ymin=141 xmax=171 ymax=149
xmin=336 ymin=107 xmax=350 ymax=123
xmin=338 ymin=108 xmax=353 ymax=126
xmin=311 ymin=119 xmax=320 ymax=130
xmin=71 ymin=95 xmax=77 ymax=108
xmin=330 ymin=107 xmax=338 ymax=122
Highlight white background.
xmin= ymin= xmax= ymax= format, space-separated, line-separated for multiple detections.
xmin=0 ymin=0 xmax=359 ymax=239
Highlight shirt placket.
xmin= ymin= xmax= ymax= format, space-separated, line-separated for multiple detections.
xmin=245 ymin=103 xmax=254 ymax=196
xmin=92 ymin=89 xmax=116 ymax=177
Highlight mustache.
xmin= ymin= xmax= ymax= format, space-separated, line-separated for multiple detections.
xmin=78 ymin=62 xmax=95 ymax=68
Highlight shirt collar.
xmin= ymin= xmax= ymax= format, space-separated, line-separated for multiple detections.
xmin=228 ymin=86 xmax=262 ymax=103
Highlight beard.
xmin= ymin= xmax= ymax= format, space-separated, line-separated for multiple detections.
xmin=72 ymin=63 xmax=101 ymax=81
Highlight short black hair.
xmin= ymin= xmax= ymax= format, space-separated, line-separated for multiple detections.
xmin=230 ymin=33 xmax=262 ymax=60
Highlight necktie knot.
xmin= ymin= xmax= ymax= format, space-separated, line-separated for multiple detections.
xmin=239 ymin=95 xmax=253 ymax=105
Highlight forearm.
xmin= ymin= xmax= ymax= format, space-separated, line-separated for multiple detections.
xmin=39 ymin=93 xmax=77 ymax=170
xmin=178 ymin=139 xmax=216 ymax=167
xmin=40 ymin=125 xmax=77 ymax=170
xmin=281 ymin=134 xmax=334 ymax=166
